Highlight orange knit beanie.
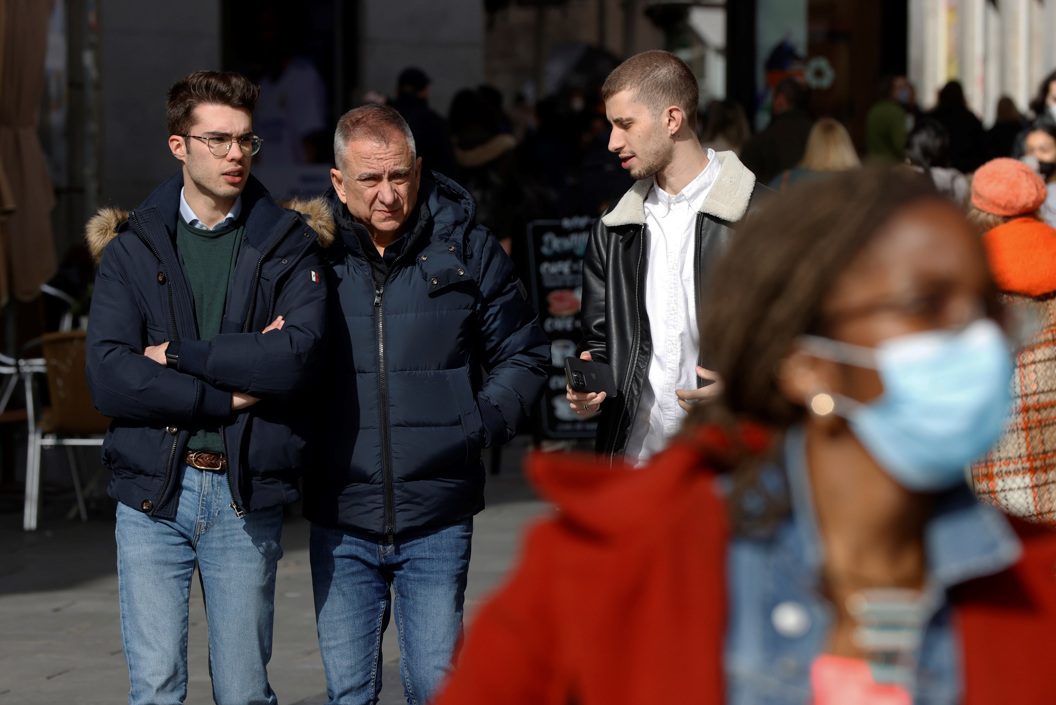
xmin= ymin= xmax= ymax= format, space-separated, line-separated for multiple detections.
xmin=971 ymin=158 xmax=1048 ymax=216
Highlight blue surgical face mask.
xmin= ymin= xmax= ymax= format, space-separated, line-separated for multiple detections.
xmin=798 ymin=318 xmax=1014 ymax=491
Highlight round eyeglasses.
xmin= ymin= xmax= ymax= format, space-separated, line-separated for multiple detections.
xmin=184 ymin=134 xmax=263 ymax=157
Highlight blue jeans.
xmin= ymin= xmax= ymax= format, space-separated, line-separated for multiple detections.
xmin=310 ymin=520 xmax=473 ymax=705
xmin=115 ymin=465 xmax=284 ymax=705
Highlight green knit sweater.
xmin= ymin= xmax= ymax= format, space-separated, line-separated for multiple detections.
xmin=175 ymin=216 xmax=245 ymax=453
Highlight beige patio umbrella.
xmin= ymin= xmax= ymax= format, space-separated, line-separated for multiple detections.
xmin=0 ymin=0 xmax=58 ymax=306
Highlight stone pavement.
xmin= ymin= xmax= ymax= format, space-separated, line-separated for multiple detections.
xmin=0 ymin=437 xmax=557 ymax=705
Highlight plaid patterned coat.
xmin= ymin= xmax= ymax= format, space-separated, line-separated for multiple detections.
xmin=973 ymin=217 xmax=1056 ymax=524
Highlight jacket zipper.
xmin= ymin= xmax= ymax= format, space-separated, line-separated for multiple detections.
xmin=131 ymin=210 xmax=181 ymax=514
xmin=222 ymin=430 xmax=244 ymax=518
xmin=372 ymin=241 xmax=419 ymax=542
xmin=225 ymin=220 xmax=301 ymax=518
xmin=243 ymin=219 xmax=299 ymax=333
xmin=608 ymin=224 xmax=647 ymax=463
xmin=374 ymin=284 xmax=396 ymax=542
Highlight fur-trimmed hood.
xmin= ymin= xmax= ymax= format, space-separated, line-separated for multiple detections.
xmin=85 ymin=195 xmax=335 ymax=263
xmin=601 ymin=150 xmax=757 ymax=228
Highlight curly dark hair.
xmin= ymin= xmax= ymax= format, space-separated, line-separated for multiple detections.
xmin=682 ymin=167 xmax=942 ymax=533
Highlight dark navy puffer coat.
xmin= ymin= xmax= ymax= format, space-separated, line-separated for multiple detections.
xmin=303 ymin=172 xmax=549 ymax=538
xmin=85 ymin=171 xmax=330 ymax=519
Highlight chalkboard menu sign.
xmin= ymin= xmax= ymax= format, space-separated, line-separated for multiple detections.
xmin=525 ymin=217 xmax=598 ymax=439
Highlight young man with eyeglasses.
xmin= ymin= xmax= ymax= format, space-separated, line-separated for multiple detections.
xmin=85 ymin=70 xmax=329 ymax=705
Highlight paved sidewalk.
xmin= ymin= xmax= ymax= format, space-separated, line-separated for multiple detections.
xmin=0 ymin=439 xmax=553 ymax=705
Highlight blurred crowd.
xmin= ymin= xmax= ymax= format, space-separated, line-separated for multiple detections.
xmin=357 ymin=65 xmax=1056 ymax=275
xmin=362 ymin=66 xmax=634 ymax=264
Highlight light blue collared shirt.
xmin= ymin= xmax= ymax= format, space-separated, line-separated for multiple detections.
xmin=179 ymin=188 xmax=242 ymax=230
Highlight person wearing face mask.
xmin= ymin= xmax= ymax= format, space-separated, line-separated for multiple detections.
xmin=1021 ymin=122 xmax=1056 ymax=227
xmin=865 ymin=75 xmax=912 ymax=163
xmin=966 ymin=158 xmax=1056 ymax=525
xmin=432 ymin=168 xmax=1056 ymax=705
xmin=904 ymin=117 xmax=969 ymax=205
xmin=1027 ymin=69 xmax=1056 ymax=127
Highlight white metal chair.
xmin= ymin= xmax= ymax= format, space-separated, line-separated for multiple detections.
xmin=22 ymin=331 xmax=109 ymax=531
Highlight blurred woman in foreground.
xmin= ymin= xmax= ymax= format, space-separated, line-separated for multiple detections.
xmin=435 ymin=168 xmax=1056 ymax=705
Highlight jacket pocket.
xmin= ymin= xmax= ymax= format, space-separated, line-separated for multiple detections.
xmin=145 ymin=324 xmax=167 ymax=346
xmin=446 ymin=373 xmax=484 ymax=464
xmin=103 ymin=424 xmax=171 ymax=480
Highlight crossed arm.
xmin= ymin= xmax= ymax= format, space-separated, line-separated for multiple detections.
xmin=142 ymin=315 xmax=285 ymax=410
xmin=86 ymin=243 xmax=327 ymax=426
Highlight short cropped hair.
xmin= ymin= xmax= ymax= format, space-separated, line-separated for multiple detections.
xmin=333 ymin=104 xmax=417 ymax=167
xmin=333 ymin=103 xmax=416 ymax=167
xmin=601 ymin=50 xmax=699 ymax=124
xmin=166 ymin=71 xmax=259 ymax=137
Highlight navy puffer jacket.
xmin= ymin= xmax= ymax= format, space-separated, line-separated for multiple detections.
xmin=85 ymin=171 xmax=330 ymax=518
xmin=303 ymin=172 xmax=549 ymax=538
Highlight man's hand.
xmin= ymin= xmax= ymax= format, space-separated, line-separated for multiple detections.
xmin=232 ymin=392 xmax=260 ymax=410
xmin=566 ymin=351 xmax=607 ymax=417
xmin=676 ymin=366 xmax=723 ymax=411
xmin=144 ymin=341 xmax=168 ymax=365
xmin=262 ymin=315 xmax=284 ymax=333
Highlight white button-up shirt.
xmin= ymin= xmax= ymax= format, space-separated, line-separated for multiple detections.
xmin=624 ymin=150 xmax=720 ymax=466
xmin=179 ymin=188 xmax=242 ymax=231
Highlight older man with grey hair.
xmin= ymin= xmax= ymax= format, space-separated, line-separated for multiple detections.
xmin=303 ymin=103 xmax=549 ymax=705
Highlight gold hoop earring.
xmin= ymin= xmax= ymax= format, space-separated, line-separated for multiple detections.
xmin=807 ymin=390 xmax=836 ymax=417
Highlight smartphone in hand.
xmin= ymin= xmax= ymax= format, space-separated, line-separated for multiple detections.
xmin=564 ymin=357 xmax=618 ymax=397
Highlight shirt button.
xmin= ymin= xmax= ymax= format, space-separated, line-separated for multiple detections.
xmin=141 ymin=499 xmax=154 ymax=512
xmin=772 ymin=601 xmax=811 ymax=638
xmin=777 ymin=655 xmax=802 ymax=678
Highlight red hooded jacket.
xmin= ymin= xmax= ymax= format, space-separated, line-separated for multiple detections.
xmin=435 ymin=426 xmax=1056 ymax=704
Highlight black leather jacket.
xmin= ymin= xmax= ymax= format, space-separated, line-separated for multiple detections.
xmin=578 ymin=152 xmax=768 ymax=460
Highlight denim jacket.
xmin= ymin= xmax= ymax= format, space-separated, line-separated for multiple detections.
xmin=725 ymin=427 xmax=1022 ymax=705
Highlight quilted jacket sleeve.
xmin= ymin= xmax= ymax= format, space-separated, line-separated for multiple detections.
xmin=171 ymin=242 xmax=328 ymax=402
xmin=86 ymin=238 xmax=232 ymax=425
xmin=472 ymin=227 xmax=549 ymax=447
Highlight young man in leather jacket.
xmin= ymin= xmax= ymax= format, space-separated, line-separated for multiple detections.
xmin=566 ymin=51 xmax=768 ymax=464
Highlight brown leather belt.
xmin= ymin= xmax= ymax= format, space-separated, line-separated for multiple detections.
xmin=185 ymin=450 xmax=227 ymax=472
